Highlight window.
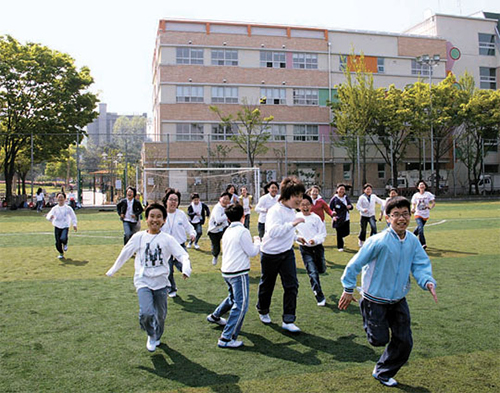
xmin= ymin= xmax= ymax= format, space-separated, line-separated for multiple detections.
xmin=480 ymin=67 xmax=497 ymax=89
xmin=176 ymin=48 xmax=204 ymax=65
xmin=343 ymin=163 xmax=351 ymax=180
xmin=260 ymin=51 xmax=286 ymax=68
xmin=377 ymin=58 xmax=385 ymax=73
xmin=293 ymin=89 xmax=319 ymax=106
xmin=378 ymin=163 xmax=386 ymax=178
xmin=411 ymin=59 xmax=433 ymax=76
xmin=176 ymin=86 xmax=204 ymax=103
xmin=176 ymin=124 xmax=204 ymax=141
xmin=293 ymin=125 xmax=318 ymax=141
xmin=479 ymin=33 xmax=496 ymax=56
xmin=211 ymin=125 xmax=235 ymax=141
xmin=211 ymin=49 xmax=238 ymax=66
xmin=339 ymin=55 xmax=347 ymax=71
xmin=211 ymin=87 xmax=238 ymax=104
xmin=260 ymin=88 xmax=286 ymax=105
xmin=292 ymin=53 xmax=318 ymax=69
xmin=266 ymin=125 xmax=286 ymax=141
xmin=484 ymin=164 xmax=499 ymax=173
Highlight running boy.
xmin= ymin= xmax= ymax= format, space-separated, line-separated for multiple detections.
xmin=207 ymin=192 xmax=231 ymax=266
xmin=338 ymin=196 xmax=437 ymax=387
xmin=106 ymin=203 xmax=192 ymax=352
xmin=356 ymin=183 xmax=384 ymax=247
xmin=46 ymin=192 xmax=78 ymax=259
xmin=206 ymin=204 xmax=261 ymax=348
xmin=295 ymin=194 xmax=327 ymax=306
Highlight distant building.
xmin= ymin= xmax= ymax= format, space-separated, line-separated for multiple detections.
xmin=86 ymin=103 xmax=147 ymax=146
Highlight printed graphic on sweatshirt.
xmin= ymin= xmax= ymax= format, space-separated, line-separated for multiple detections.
xmin=143 ymin=242 xmax=165 ymax=267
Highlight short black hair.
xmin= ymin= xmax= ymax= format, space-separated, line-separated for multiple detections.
xmin=126 ymin=186 xmax=137 ymax=198
xmin=57 ymin=191 xmax=66 ymax=199
xmin=279 ymin=177 xmax=305 ymax=202
xmin=417 ymin=180 xmax=428 ymax=190
xmin=146 ymin=203 xmax=167 ymax=219
xmin=385 ymin=196 xmax=411 ymax=216
xmin=363 ymin=183 xmax=373 ymax=191
xmin=162 ymin=189 xmax=181 ymax=207
xmin=264 ymin=181 xmax=279 ymax=194
xmin=220 ymin=191 xmax=232 ymax=200
xmin=225 ymin=204 xmax=244 ymax=222
xmin=191 ymin=192 xmax=200 ymax=200
xmin=301 ymin=194 xmax=313 ymax=204
xmin=226 ymin=184 xmax=237 ymax=194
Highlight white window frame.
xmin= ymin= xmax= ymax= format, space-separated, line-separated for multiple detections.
xmin=480 ymin=67 xmax=497 ymax=90
xmin=211 ymin=49 xmax=239 ymax=66
xmin=176 ymin=124 xmax=204 ymax=141
xmin=260 ymin=51 xmax=286 ymax=68
xmin=176 ymin=47 xmax=204 ymax=65
xmin=176 ymin=86 xmax=204 ymax=103
xmin=292 ymin=53 xmax=318 ymax=69
xmin=267 ymin=124 xmax=286 ymax=141
xmin=260 ymin=88 xmax=286 ymax=105
xmin=411 ymin=59 xmax=432 ymax=76
xmin=293 ymin=89 xmax=319 ymax=106
xmin=211 ymin=124 xmax=235 ymax=141
xmin=211 ymin=86 xmax=239 ymax=104
xmin=377 ymin=57 xmax=385 ymax=73
xmin=293 ymin=125 xmax=319 ymax=142
xmin=479 ymin=33 xmax=496 ymax=56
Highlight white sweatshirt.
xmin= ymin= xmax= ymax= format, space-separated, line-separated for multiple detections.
xmin=295 ymin=212 xmax=326 ymax=247
xmin=221 ymin=222 xmax=260 ymax=277
xmin=161 ymin=209 xmax=196 ymax=244
xmin=356 ymin=193 xmax=384 ymax=218
xmin=106 ymin=231 xmax=191 ymax=291
xmin=46 ymin=204 xmax=77 ymax=229
xmin=207 ymin=202 xmax=229 ymax=233
xmin=261 ymin=202 xmax=297 ymax=254
xmin=254 ymin=193 xmax=280 ymax=224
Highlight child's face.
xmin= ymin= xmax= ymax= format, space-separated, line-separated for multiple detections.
xmin=146 ymin=209 xmax=165 ymax=233
xmin=192 ymin=198 xmax=200 ymax=205
xmin=364 ymin=187 xmax=373 ymax=196
xmin=388 ymin=206 xmax=411 ymax=236
xmin=166 ymin=194 xmax=179 ymax=211
xmin=269 ymin=184 xmax=278 ymax=197
xmin=220 ymin=195 xmax=230 ymax=207
xmin=311 ymin=188 xmax=319 ymax=199
xmin=287 ymin=193 xmax=303 ymax=209
xmin=418 ymin=182 xmax=426 ymax=193
xmin=240 ymin=187 xmax=247 ymax=196
xmin=337 ymin=186 xmax=345 ymax=196
xmin=57 ymin=194 xmax=65 ymax=205
xmin=389 ymin=190 xmax=398 ymax=198
xmin=126 ymin=189 xmax=134 ymax=200
xmin=299 ymin=199 xmax=312 ymax=215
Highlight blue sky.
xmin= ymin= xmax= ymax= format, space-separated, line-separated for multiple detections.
xmin=1 ymin=0 xmax=499 ymax=116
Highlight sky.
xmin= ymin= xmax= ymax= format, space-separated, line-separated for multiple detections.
xmin=1 ymin=0 xmax=499 ymax=117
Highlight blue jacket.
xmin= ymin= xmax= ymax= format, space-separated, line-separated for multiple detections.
xmin=341 ymin=227 xmax=436 ymax=303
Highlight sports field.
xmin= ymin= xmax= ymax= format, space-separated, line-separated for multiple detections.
xmin=1 ymin=201 xmax=499 ymax=392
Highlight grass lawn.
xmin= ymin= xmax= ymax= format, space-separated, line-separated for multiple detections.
xmin=0 ymin=201 xmax=499 ymax=392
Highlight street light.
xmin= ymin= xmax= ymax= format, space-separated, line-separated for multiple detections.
xmin=416 ymin=54 xmax=440 ymax=191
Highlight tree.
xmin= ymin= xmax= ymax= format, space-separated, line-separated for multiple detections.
xmin=111 ymin=116 xmax=148 ymax=164
xmin=0 ymin=35 xmax=98 ymax=204
xmin=210 ymin=99 xmax=274 ymax=167
xmin=45 ymin=145 xmax=78 ymax=184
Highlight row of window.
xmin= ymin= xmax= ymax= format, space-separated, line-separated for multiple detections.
xmin=173 ymin=124 xmax=319 ymax=142
xmin=175 ymin=86 xmax=322 ymax=106
xmin=478 ymin=33 xmax=496 ymax=56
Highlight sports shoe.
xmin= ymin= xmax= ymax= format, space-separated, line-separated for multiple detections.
xmin=373 ymin=374 xmax=398 ymax=387
xmin=422 ymin=244 xmax=427 ymax=249
xmin=358 ymin=239 xmax=364 ymax=247
xmin=217 ymin=338 xmax=244 ymax=348
xmin=282 ymin=322 xmax=301 ymax=333
xmin=186 ymin=243 xmax=191 ymax=249
xmin=194 ymin=244 xmax=200 ymax=250
xmin=63 ymin=244 xmax=68 ymax=252
xmin=259 ymin=313 xmax=271 ymax=324
xmin=338 ymin=248 xmax=344 ymax=252
xmin=207 ymin=314 xmax=227 ymax=326
xmin=146 ymin=336 xmax=157 ymax=352
xmin=57 ymin=254 xmax=64 ymax=259
xmin=317 ymin=299 xmax=326 ymax=307
xmin=168 ymin=291 xmax=177 ymax=298
xmin=212 ymin=256 xmax=218 ymax=266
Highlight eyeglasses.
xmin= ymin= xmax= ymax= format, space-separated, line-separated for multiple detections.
xmin=390 ymin=212 xmax=411 ymax=219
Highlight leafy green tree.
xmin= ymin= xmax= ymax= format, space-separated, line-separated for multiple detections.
xmin=45 ymin=145 xmax=77 ymax=184
xmin=210 ymin=100 xmax=274 ymax=167
xmin=111 ymin=116 xmax=148 ymax=164
xmin=0 ymin=35 xmax=98 ymax=203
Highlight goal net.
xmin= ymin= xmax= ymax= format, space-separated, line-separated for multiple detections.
xmin=143 ymin=167 xmax=261 ymax=205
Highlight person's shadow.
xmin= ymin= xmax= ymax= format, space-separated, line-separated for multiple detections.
xmin=139 ymin=345 xmax=241 ymax=392
xmin=60 ymin=258 xmax=89 ymax=266
xmin=172 ymin=294 xmax=217 ymax=315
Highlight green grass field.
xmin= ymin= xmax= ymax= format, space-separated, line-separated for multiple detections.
xmin=1 ymin=202 xmax=499 ymax=392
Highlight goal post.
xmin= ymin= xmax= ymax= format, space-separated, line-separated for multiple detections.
xmin=143 ymin=167 xmax=261 ymax=205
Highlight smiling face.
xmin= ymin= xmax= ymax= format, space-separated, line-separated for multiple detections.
xmin=166 ymin=194 xmax=179 ymax=213
xmin=388 ymin=206 xmax=411 ymax=238
xmin=57 ymin=194 xmax=65 ymax=206
xmin=220 ymin=195 xmax=230 ymax=208
xmin=299 ymin=198 xmax=312 ymax=215
xmin=269 ymin=184 xmax=278 ymax=197
xmin=126 ymin=188 xmax=135 ymax=200
xmin=418 ymin=182 xmax=426 ymax=193
xmin=337 ymin=186 xmax=345 ymax=197
xmin=389 ymin=190 xmax=398 ymax=198
xmin=364 ymin=186 xmax=373 ymax=196
xmin=146 ymin=208 xmax=165 ymax=234
xmin=240 ymin=187 xmax=247 ymax=197
xmin=310 ymin=187 xmax=319 ymax=200
xmin=284 ymin=193 xmax=303 ymax=209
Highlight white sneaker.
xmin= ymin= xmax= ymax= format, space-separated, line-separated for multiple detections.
xmin=338 ymin=248 xmax=344 ymax=252
xmin=358 ymin=240 xmax=364 ymax=247
xmin=218 ymin=338 xmax=244 ymax=348
xmin=259 ymin=313 xmax=271 ymax=324
xmin=317 ymin=299 xmax=326 ymax=307
xmin=146 ymin=336 xmax=157 ymax=352
xmin=212 ymin=256 xmax=218 ymax=266
xmin=186 ymin=243 xmax=191 ymax=249
xmin=57 ymin=254 xmax=64 ymax=259
xmin=168 ymin=291 xmax=177 ymax=298
xmin=194 ymin=244 xmax=200 ymax=250
xmin=282 ymin=322 xmax=301 ymax=333
xmin=63 ymin=244 xmax=68 ymax=252
xmin=207 ymin=314 xmax=227 ymax=326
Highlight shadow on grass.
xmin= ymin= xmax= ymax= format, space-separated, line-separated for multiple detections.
xmin=139 ymin=345 xmax=241 ymax=392
xmin=60 ymin=258 xmax=89 ymax=266
xmin=172 ymin=294 xmax=217 ymax=315
xmin=393 ymin=383 xmax=430 ymax=392
xmin=325 ymin=260 xmax=348 ymax=270
xmin=324 ymin=294 xmax=361 ymax=315
xmin=424 ymin=247 xmax=478 ymax=258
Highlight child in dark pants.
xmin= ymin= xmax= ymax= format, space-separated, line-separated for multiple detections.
xmin=338 ymin=196 xmax=437 ymax=387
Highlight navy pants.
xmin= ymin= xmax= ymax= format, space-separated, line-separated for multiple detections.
xmin=334 ymin=220 xmax=350 ymax=249
xmin=299 ymin=244 xmax=326 ymax=302
xmin=359 ymin=216 xmax=377 ymax=242
xmin=360 ymin=297 xmax=413 ymax=380
xmin=54 ymin=227 xmax=69 ymax=254
xmin=413 ymin=217 xmax=427 ymax=246
xmin=258 ymin=222 xmax=266 ymax=239
xmin=208 ymin=230 xmax=225 ymax=257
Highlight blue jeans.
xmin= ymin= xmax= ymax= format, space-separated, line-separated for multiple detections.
xmin=167 ymin=243 xmax=186 ymax=294
xmin=299 ymin=244 xmax=326 ymax=302
xmin=213 ymin=274 xmax=250 ymax=341
xmin=123 ymin=220 xmax=140 ymax=245
xmin=36 ymin=200 xmax=43 ymax=212
xmin=359 ymin=216 xmax=377 ymax=242
xmin=191 ymin=222 xmax=203 ymax=245
xmin=360 ymin=297 xmax=413 ymax=380
xmin=244 ymin=214 xmax=250 ymax=229
xmin=54 ymin=227 xmax=69 ymax=254
xmin=413 ymin=217 xmax=427 ymax=246
xmin=137 ymin=286 xmax=168 ymax=341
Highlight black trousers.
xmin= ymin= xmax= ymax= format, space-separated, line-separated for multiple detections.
xmin=335 ymin=220 xmax=350 ymax=249
xmin=208 ymin=229 xmax=225 ymax=257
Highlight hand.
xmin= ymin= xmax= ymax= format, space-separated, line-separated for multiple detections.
xmin=297 ymin=237 xmax=307 ymax=245
xmin=50 ymin=215 xmax=54 ymax=220
xmin=333 ymin=216 xmax=338 ymax=222
xmin=363 ymin=209 xmax=368 ymax=213
xmin=309 ymin=239 xmax=316 ymax=245
xmin=190 ymin=235 xmax=196 ymax=242
xmin=120 ymin=214 xmax=125 ymax=219
xmin=338 ymin=292 xmax=357 ymax=310
xmin=292 ymin=217 xmax=305 ymax=227
xmin=73 ymin=226 xmax=77 ymax=232
xmin=132 ymin=214 xmax=136 ymax=219
xmin=427 ymin=283 xmax=438 ymax=303
xmin=182 ymin=273 xmax=189 ymax=280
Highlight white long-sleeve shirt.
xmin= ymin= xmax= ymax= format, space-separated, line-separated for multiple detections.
xmin=221 ymin=222 xmax=260 ymax=277
xmin=207 ymin=202 xmax=229 ymax=233
xmin=254 ymin=193 xmax=280 ymax=224
xmin=46 ymin=204 xmax=77 ymax=229
xmin=161 ymin=209 xmax=196 ymax=244
xmin=261 ymin=202 xmax=297 ymax=254
xmin=295 ymin=212 xmax=326 ymax=247
xmin=106 ymin=231 xmax=192 ymax=291
xmin=356 ymin=193 xmax=384 ymax=218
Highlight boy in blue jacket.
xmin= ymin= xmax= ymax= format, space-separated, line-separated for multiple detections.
xmin=338 ymin=196 xmax=437 ymax=387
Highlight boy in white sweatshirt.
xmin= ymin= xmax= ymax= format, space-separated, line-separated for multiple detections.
xmin=356 ymin=183 xmax=384 ymax=247
xmin=295 ymin=194 xmax=327 ymax=306
xmin=46 ymin=192 xmax=78 ymax=259
xmin=207 ymin=204 xmax=261 ymax=348
xmin=106 ymin=203 xmax=192 ymax=352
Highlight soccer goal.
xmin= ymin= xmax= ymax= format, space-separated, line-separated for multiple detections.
xmin=143 ymin=167 xmax=261 ymax=205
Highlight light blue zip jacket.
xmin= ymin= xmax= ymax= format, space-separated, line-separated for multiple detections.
xmin=341 ymin=227 xmax=436 ymax=303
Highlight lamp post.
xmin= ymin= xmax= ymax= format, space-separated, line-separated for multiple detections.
xmin=416 ymin=54 xmax=440 ymax=191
